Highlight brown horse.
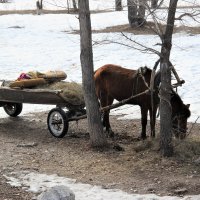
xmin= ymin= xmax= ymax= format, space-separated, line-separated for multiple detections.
xmin=94 ymin=64 xmax=190 ymax=139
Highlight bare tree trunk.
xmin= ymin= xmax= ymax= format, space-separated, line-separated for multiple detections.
xmin=160 ymin=62 xmax=173 ymax=156
xmin=127 ymin=0 xmax=137 ymax=27
xmin=66 ymin=0 xmax=70 ymax=13
xmin=72 ymin=0 xmax=78 ymax=11
xmin=138 ymin=0 xmax=146 ymax=24
xmin=36 ymin=0 xmax=43 ymax=15
xmin=78 ymin=0 xmax=107 ymax=147
xmin=115 ymin=0 xmax=123 ymax=11
xmin=160 ymin=0 xmax=178 ymax=157
xmin=40 ymin=0 xmax=43 ymax=9
xmin=127 ymin=0 xmax=146 ymax=27
xmin=151 ymin=0 xmax=158 ymax=8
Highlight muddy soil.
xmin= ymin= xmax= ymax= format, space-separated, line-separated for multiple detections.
xmin=0 ymin=111 xmax=199 ymax=199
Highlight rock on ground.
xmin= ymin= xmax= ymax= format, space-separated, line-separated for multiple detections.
xmin=37 ymin=185 xmax=75 ymax=200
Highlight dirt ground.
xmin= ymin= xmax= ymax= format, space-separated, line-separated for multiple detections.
xmin=0 ymin=6 xmax=200 ymax=200
xmin=0 ymin=111 xmax=200 ymax=199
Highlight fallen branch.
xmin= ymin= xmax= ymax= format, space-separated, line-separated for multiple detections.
xmin=176 ymin=12 xmax=200 ymax=23
xmin=68 ymin=89 xmax=150 ymax=121
xmin=101 ymin=89 xmax=150 ymax=112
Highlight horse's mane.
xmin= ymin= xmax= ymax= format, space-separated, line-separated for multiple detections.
xmin=137 ymin=66 xmax=152 ymax=75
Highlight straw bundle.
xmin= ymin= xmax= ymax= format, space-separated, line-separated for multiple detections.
xmin=48 ymin=81 xmax=85 ymax=107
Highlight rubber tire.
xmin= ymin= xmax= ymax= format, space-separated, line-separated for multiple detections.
xmin=3 ymin=103 xmax=23 ymax=117
xmin=47 ymin=108 xmax=68 ymax=138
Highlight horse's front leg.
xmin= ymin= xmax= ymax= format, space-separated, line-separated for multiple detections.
xmin=140 ymin=107 xmax=148 ymax=139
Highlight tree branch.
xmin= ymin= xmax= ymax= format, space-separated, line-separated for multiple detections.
xmin=120 ymin=32 xmax=161 ymax=56
xmin=176 ymin=11 xmax=200 ymax=23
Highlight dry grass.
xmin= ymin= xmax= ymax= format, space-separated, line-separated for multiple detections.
xmin=174 ymin=136 xmax=200 ymax=161
xmin=131 ymin=130 xmax=200 ymax=163
xmin=48 ymin=81 xmax=85 ymax=107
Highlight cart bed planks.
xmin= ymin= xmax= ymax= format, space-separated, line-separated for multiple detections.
xmin=0 ymin=87 xmax=67 ymax=106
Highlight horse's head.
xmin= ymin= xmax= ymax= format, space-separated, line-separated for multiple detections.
xmin=172 ymin=102 xmax=191 ymax=139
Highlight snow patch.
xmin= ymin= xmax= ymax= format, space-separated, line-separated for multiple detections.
xmin=4 ymin=171 xmax=200 ymax=200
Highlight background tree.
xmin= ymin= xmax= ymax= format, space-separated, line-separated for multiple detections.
xmin=36 ymin=0 xmax=43 ymax=15
xmin=78 ymin=0 xmax=107 ymax=147
xmin=115 ymin=0 xmax=123 ymax=11
xmin=0 ymin=0 xmax=8 ymax=3
xmin=151 ymin=0 xmax=158 ymax=8
xmin=72 ymin=0 xmax=78 ymax=12
xmin=127 ymin=0 xmax=146 ymax=27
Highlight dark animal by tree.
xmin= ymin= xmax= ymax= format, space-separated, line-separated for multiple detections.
xmin=94 ymin=64 xmax=190 ymax=139
xmin=171 ymin=91 xmax=191 ymax=139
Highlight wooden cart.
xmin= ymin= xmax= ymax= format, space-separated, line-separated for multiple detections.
xmin=0 ymin=81 xmax=86 ymax=138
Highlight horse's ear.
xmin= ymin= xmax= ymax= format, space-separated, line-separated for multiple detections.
xmin=186 ymin=104 xmax=190 ymax=108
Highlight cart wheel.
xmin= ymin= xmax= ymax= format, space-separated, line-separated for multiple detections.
xmin=3 ymin=103 xmax=23 ymax=117
xmin=47 ymin=108 xmax=68 ymax=138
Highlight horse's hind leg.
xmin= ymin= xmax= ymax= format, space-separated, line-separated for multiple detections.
xmin=100 ymin=93 xmax=114 ymax=137
xmin=140 ymin=106 xmax=148 ymax=139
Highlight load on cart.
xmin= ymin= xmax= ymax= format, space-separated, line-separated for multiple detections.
xmin=0 ymin=70 xmax=86 ymax=138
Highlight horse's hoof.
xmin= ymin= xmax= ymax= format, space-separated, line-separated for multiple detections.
xmin=150 ymin=132 xmax=156 ymax=138
xmin=108 ymin=130 xmax=114 ymax=138
xmin=103 ymin=128 xmax=114 ymax=138
xmin=141 ymin=135 xmax=147 ymax=140
xmin=113 ymin=144 xmax=124 ymax=151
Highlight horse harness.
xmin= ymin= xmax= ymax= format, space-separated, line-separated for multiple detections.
xmin=132 ymin=66 xmax=150 ymax=96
